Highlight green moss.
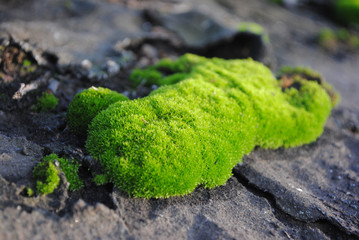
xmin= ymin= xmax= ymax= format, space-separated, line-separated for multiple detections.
xmin=130 ymin=54 xmax=205 ymax=87
xmin=278 ymin=65 xmax=340 ymax=107
xmin=25 ymin=187 xmax=34 ymax=197
xmin=93 ymin=174 xmax=109 ymax=186
xmin=33 ymin=160 xmax=60 ymax=195
xmin=68 ymin=54 xmax=337 ymax=198
xmin=334 ymin=0 xmax=359 ymax=25
xmin=32 ymin=154 xmax=83 ymax=194
xmin=66 ymin=87 xmax=129 ymax=137
xmin=238 ymin=22 xmax=270 ymax=44
xmin=34 ymin=92 xmax=58 ymax=112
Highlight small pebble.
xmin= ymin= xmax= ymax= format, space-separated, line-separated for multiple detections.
xmin=105 ymin=60 xmax=120 ymax=76
xmin=48 ymin=79 xmax=60 ymax=94
xmin=81 ymin=59 xmax=93 ymax=70
xmin=142 ymin=44 xmax=158 ymax=59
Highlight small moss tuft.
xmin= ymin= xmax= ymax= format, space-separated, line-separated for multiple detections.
xmin=32 ymin=160 xmax=60 ymax=195
xmin=25 ymin=187 xmax=34 ymax=197
xmin=32 ymin=154 xmax=83 ymax=195
xmin=66 ymin=87 xmax=129 ymax=137
xmin=34 ymin=92 xmax=58 ymax=112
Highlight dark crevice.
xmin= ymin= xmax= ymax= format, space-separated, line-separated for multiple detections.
xmin=233 ymin=169 xmax=358 ymax=240
xmin=192 ymin=32 xmax=265 ymax=61
xmin=0 ymin=202 xmax=34 ymax=214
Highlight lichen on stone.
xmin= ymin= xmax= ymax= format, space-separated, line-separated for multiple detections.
xmin=67 ymin=54 xmax=338 ymax=198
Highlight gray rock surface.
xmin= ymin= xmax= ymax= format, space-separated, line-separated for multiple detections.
xmin=111 ymin=176 xmax=347 ymax=240
xmin=0 ymin=199 xmax=130 ymax=240
xmin=0 ymin=0 xmax=146 ymax=64
xmin=234 ymin=112 xmax=359 ymax=236
xmin=0 ymin=133 xmax=42 ymax=184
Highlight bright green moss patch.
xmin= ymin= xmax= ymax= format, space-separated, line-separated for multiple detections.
xmin=32 ymin=154 xmax=83 ymax=195
xmin=32 ymin=159 xmax=60 ymax=195
xmin=25 ymin=187 xmax=34 ymax=197
xmin=66 ymin=87 xmax=129 ymax=137
xmin=34 ymin=92 xmax=58 ymax=112
xmin=68 ymin=54 xmax=337 ymax=198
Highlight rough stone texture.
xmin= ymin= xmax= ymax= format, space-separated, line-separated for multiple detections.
xmin=0 ymin=133 xmax=42 ymax=184
xmin=112 ymin=177 xmax=346 ymax=240
xmin=234 ymin=112 xmax=359 ymax=236
xmin=0 ymin=200 xmax=130 ymax=240
xmin=0 ymin=0 xmax=146 ymax=64
xmin=0 ymin=173 xmax=69 ymax=213
xmin=1 ymin=176 xmax=347 ymax=240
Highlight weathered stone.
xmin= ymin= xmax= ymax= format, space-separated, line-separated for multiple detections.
xmin=0 ymin=199 xmax=131 ymax=240
xmin=111 ymin=176 xmax=345 ymax=239
xmin=233 ymin=109 xmax=359 ymax=236
xmin=0 ymin=173 xmax=68 ymax=213
xmin=0 ymin=133 xmax=42 ymax=184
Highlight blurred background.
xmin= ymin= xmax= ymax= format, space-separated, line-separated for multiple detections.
xmin=0 ymin=0 xmax=358 ymax=108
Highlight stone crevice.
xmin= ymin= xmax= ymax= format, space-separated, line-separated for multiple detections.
xmin=232 ymin=169 xmax=357 ymax=239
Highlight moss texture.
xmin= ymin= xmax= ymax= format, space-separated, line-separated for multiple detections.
xmin=66 ymin=87 xmax=129 ymax=137
xmin=32 ymin=159 xmax=60 ymax=195
xmin=68 ymin=54 xmax=336 ymax=198
xmin=93 ymin=174 xmax=109 ymax=186
xmin=34 ymin=92 xmax=58 ymax=112
xmin=32 ymin=154 xmax=83 ymax=195
xmin=278 ymin=65 xmax=340 ymax=107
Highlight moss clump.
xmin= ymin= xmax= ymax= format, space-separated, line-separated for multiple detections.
xmin=34 ymin=92 xmax=58 ymax=112
xmin=278 ymin=65 xmax=340 ymax=107
xmin=32 ymin=159 xmax=60 ymax=195
xmin=130 ymin=55 xmax=202 ymax=87
xmin=334 ymin=0 xmax=359 ymax=25
xmin=66 ymin=87 xmax=129 ymax=137
xmin=32 ymin=154 xmax=83 ymax=195
xmin=69 ymin=54 xmax=338 ymax=198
